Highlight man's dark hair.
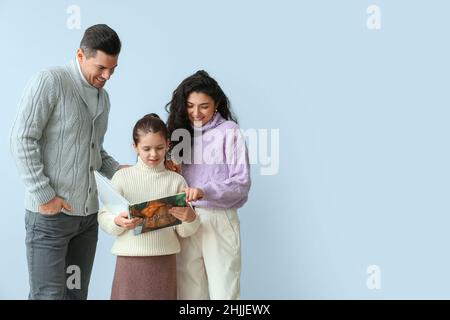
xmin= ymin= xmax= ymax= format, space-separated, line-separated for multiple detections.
xmin=80 ymin=24 xmax=121 ymax=58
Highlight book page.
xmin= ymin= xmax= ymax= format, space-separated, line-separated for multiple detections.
xmin=129 ymin=192 xmax=187 ymax=235
xmin=94 ymin=171 xmax=130 ymax=216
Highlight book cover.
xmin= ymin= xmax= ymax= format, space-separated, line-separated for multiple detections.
xmin=129 ymin=193 xmax=185 ymax=235
xmin=94 ymin=171 xmax=185 ymax=236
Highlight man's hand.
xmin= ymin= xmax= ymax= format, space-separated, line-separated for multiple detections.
xmin=169 ymin=206 xmax=196 ymax=223
xmin=114 ymin=211 xmax=142 ymax=230
xmin=184 ymin=187 xmax=204 ymax=202
xmin=165 ymin=160 xmax=181 ymax=173
xmin=38 ymin=196 xmax=73 ymax=215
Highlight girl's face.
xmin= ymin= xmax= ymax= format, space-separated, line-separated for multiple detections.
xmin=134 ymin=131 xmax=168 ymax=167
xmin=186 ymin=92 xmax=216 ymax=127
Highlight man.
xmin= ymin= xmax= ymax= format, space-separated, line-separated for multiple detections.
xmin=10 ymin=24 xmax=123 ymax=300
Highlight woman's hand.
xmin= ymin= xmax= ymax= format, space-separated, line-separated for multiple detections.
xmin=114 ymin=211 xmax=142 ymax=230
xmin=184 ymin=187 xmax=204 ymax=202
xmin=169 ymin=206 xmax=196 ymax=223
xmin=165 ymin=160 xmax=181 ymax=173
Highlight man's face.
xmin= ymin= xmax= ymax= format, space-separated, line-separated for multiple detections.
xmin=76 ymin=48 xmax=118 ymax=88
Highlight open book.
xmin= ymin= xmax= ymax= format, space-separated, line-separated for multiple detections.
xmin=94 ymin=171 xmax=185 ymax=235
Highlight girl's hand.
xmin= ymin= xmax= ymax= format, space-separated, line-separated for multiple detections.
xmin=114 ymin=211 xmax=142 ymax=230
xmin=169 ymin=206 xmax=196 ymax=223
xmin=184 ymin=187 xmax=204 ymax=202
xmin=165 ymin=160 xmax=181 ymax=173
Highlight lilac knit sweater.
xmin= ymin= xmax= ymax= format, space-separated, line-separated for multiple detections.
xmin=181 ymin=113 xmax=251 ymax=209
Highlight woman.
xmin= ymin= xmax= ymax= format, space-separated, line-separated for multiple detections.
xmin=166 ymin=70 xmax=251 ymax=299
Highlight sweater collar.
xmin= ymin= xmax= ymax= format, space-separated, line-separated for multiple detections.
xmin=76 ymin=59 xmax=97 ymax=90
xmin=66 ymin=59 xmax=105 ymax=118
xmin=191 ymin=112 xmax=226 ymax=133
xmin=136 ymin=156 xmax=166 ymax=173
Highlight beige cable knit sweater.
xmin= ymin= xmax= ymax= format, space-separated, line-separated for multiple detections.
xmin=98 ymin=157 xmax=200 ymax=256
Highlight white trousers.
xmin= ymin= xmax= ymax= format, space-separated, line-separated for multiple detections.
xmin=177 ymin=208 xmax=241 ymax=300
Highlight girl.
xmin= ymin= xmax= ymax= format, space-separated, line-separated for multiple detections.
xmin=166 ymin=70 xmax=251 ymax=300
xmin=98 ymin=113 xmax=200 ymax=300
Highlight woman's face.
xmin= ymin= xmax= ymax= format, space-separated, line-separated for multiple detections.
xmin=134 ymin=132 xmax=168 ymax=167
xmin=186 ymin=92 xmax=216 ymax=127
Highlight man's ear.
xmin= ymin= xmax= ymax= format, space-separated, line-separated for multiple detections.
xmin=76 ymin=48 xmax=85 ymax=63
xmin=132 ymin=143 xmax=139 ymax=154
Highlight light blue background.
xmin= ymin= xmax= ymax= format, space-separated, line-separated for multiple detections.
xmin=1 ymin=0 xmax=449 ymax=299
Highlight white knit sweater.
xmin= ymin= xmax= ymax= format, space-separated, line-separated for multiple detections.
xmin=98 ymin=157 xmax=200 ymax=256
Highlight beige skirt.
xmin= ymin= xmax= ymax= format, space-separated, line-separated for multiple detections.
xmin=111 ymin=254 xmax=177 ymax=300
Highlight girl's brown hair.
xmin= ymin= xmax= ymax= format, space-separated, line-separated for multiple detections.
xmin=132 ymin=113 xmax=168 ymax=145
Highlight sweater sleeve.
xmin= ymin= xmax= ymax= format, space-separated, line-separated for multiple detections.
xmin=97 ymin=172 xmax=127 ymax=236
xmin=97 ymin=90 xmax=120 ymax=179
xmin=10 ymin=70 xmax=59 ymax=205
xmin=99 ymin=146 xmax=120 ymax=179
xmin=200 ymin=126 xmax=251 ymax=208
xmin=175 ymin=175 xmax=201 ymax=238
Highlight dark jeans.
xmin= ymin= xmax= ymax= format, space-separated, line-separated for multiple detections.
xmin=25 ymin=210 xmax=98 ymax=300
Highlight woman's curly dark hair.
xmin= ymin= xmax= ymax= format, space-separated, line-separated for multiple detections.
xmin=165 ymin=70 xmax=237 ymax=153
